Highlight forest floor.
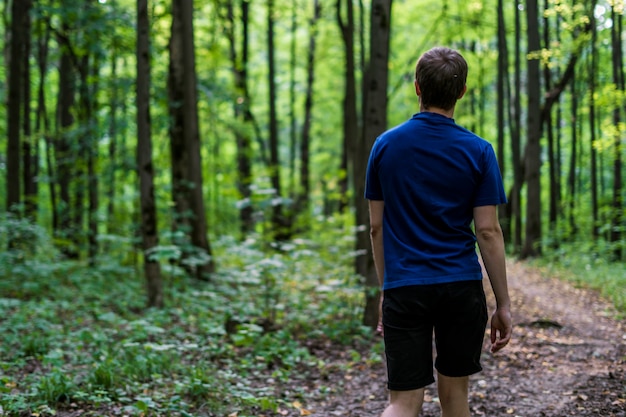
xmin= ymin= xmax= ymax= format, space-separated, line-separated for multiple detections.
xmin=299 ymin=260 xmax=626 ymax=417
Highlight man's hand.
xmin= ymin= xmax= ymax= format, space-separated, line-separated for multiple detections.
xmin=490 ymin=306 xmax=512 ymax=353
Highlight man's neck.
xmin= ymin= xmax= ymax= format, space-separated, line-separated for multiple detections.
xmin=420 ymin=105 xmax=455 ymax=119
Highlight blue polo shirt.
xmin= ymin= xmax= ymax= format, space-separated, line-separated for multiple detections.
xmin=365 ymin=112 xmax=507 ymax=290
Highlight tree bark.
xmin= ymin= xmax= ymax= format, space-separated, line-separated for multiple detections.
xmin=22 ymin=3 xmax=37 ymax=221
xmin=55 ymin=15 xmax=78 ymax=258
xmin=521 ymin=0 xmax=542 ymax=258
xmin=137 ymin=0 xmax=163 ymax=307
xmin=359 ymin=0 xmax=392 ymax=328
xmin=588 ymin=0 xmax=599 ymax=239
xmin=266 ymin=0 xmax=286 ymax=240
xmin=225 ymin=0 xmax=254 ymax=238
xmin=169 ymin=0 xmax=215 ymax=277
xmin=296 ymin=0 xmax=321 ymax=221
xmin=337 ymin=0 xmax=358 ymax=215
xmin=610 ymin=5 xmax=623 ymax=258
xmin=6 ymin=0 xmax=31 ymax=216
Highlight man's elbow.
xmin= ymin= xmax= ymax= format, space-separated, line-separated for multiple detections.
xmin=370 ymin=223 xmax=383 ymax=239
xmin=476 ymin=224 xmax=503 ymax=242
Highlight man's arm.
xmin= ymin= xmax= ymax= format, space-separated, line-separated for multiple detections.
xmin=369 ymin=200 xmax=385 ymax=287
xmin=369 ymin=200 xmax=385 ymax=334
xmin=473 ymin=204 xmax=512 ymax=353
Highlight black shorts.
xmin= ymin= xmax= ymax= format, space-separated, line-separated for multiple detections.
xmin=382 ymin=280 xmax=488 ymax=391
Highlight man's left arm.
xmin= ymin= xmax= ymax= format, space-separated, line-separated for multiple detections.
xmin=369 ymin=200 xmax=385 ymax=334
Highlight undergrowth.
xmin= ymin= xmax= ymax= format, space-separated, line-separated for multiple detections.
xmin=530 ymin=240 xmax=626 ymax=316
xmin=0 ymin=215 xmax=377 ymax=417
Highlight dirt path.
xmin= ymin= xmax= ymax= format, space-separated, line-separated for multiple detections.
xmin=304 ymin=260 xmax=626 ymax=417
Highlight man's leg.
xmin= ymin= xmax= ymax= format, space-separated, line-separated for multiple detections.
xmin=437 ymin=373 xmax=470 ymax=417
xmin=381 ymin=388 xmax=425 ymax=417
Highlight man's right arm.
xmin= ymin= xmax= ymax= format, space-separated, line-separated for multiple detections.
xmin=473 ymin=204 xmax=512 ymax=353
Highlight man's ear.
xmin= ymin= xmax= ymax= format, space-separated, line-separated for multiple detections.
xmin=458 ymin=84 xmax=467 ymax=99
xmin=414 ymin=80 xmax=421 ymax=96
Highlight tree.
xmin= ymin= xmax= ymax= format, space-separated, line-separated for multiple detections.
xmin=137 ymin=0 xmax=163 ymax=307
xmin=337 ymin=0 xmax=358 ymax=214
xmin=224 ymin=0 xmax=254 ymax=238
xmin=266 ymin=0 xmax=286 ymax=240
xmin=610 ymin=3 xmax=624 ymax=259
xmin=168 ymin=0 xmax=215 ymax=278
xmin=521 ymin=0 xmax=542 ymax=258
xmin=22 ymin=1 xmax=36 ymax=221
xmin=359 ymin=0 xmax=392 ymax=328
xmin=295 ymin=0 xmax=321 ymax=221
xmin=6 ymin=0 xmax=32 ymax=216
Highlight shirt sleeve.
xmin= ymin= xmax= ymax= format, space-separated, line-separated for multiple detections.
xmin=365 ymin=139 xmax=384 ymax=201
xmin=473 ymin=144 xmax=507 ymax=207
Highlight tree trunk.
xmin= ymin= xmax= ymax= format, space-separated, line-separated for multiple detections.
xmin=169 ymin=0 xmax=215 ymax=277
xmin=22 ymin=3 xmax=37 ymax=221
xmin=86 ymin=53 xmax=100 ymax=265
xmin=543 ymin=0 xmax=558 ymax=242
xmin=297 ymin=0 xmax=321 ymax=222
xmin=511 ymin=0 xmax=523 ymax=251
xmin=107 ymin=40 xmax=119 ymax=235
xmin=137 ymin=0 xmax=163 ymax=308
xmin=610 ymin=6 xmax=623 ymax=259
xmin=337 ymin=0 xmax=358 ymax=215
xmin=567 ymin=76 xmax=578 ymax=238
xmin=496 ymin=0 xmax=508 ymax=238
xmin=266 ymin=0 xmax=286 ymax=240
xmin=226 ymin=0 xmax=254 ymax=238
xmin=6 ymin=0 xmax=30 ymax=216
xmin=359 ymin=0 xmax=392 ymax=328
xmin=37 ymin=15 xmax=54 ymax=230
xmin=589 ymin=0 xmax=599 ymax=240
xmin=56 ymin=17 xmax=78 ymax=258
xmin=521 ymin=0 xmax=542 ymax=258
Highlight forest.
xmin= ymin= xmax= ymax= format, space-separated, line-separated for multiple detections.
xmin=1 ymin=0 xmax=625 ymax=415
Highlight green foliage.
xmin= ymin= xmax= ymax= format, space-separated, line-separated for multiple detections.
xmin=0 ymin=215 xmax=376 ymax=415
xmin=534 ymin=240 xmax=626 ymax=314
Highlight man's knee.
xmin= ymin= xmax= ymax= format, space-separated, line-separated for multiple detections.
xmin=437 ymin=374 xmax=470 ymax=417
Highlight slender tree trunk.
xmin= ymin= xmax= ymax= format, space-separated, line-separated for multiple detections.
xmin=337 ymin=0 xmax=358 ymax=214
xmin=266 ymin=0 xmax=286 ymax=240
xmin=567 ymin=76 xmax=578 ymax=238
xmin=610 ymin=6 xmax=623 ymax=258
xmin=296 ymin=0 xmax=321 ymax=223
xmin=137 ymin=0 xmax=163 ymax=308
xmin=521 ymin=0 xmax=542 ymax=258
xmin=56 ymin=17 xmax=78 ymax=258
xmin=589 ymin=0 xmax=599 ymax=240
xmin=511 ymin=0 xmax=523 ymax=251
xmin=496 ymin=0 xmax=508 ymax=238
xmin=226 ymin=0 xmax=254 ymax=238
xmin=360 ymin=0 xmax=392 ymax=328
xmin=288 ymin=0 xmax=298 ymax=219
xmin=22 ymin=4 xmax=37 ymax=221
xmin=107 ymin=42 xmax=119 ymax=235
xmin=6 ymin=0 xmax=30 ymax=216
xmin=543 ymin=0 xmax=558 ymax=242
xmin=37 ymin=16 xmax=55 ymax=230
xmin=87 ymin=53 xmax=100 ymax=265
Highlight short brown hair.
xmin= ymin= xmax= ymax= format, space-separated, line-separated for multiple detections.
xmin=415 ymin=47 xmax=468 ymax=111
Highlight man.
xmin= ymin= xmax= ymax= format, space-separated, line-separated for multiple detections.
xmin=365 ymin=46 xmax=512 ymax=417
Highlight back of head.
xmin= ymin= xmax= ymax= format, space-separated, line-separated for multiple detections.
xmin=415 ymin=47 xmax=468 ymax=111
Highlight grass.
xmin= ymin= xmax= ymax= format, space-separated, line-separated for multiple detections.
xmin=530 ymin=241 xmax=626 ymax=316
xmin=0 ymin=215 xmax=376 ymax=416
